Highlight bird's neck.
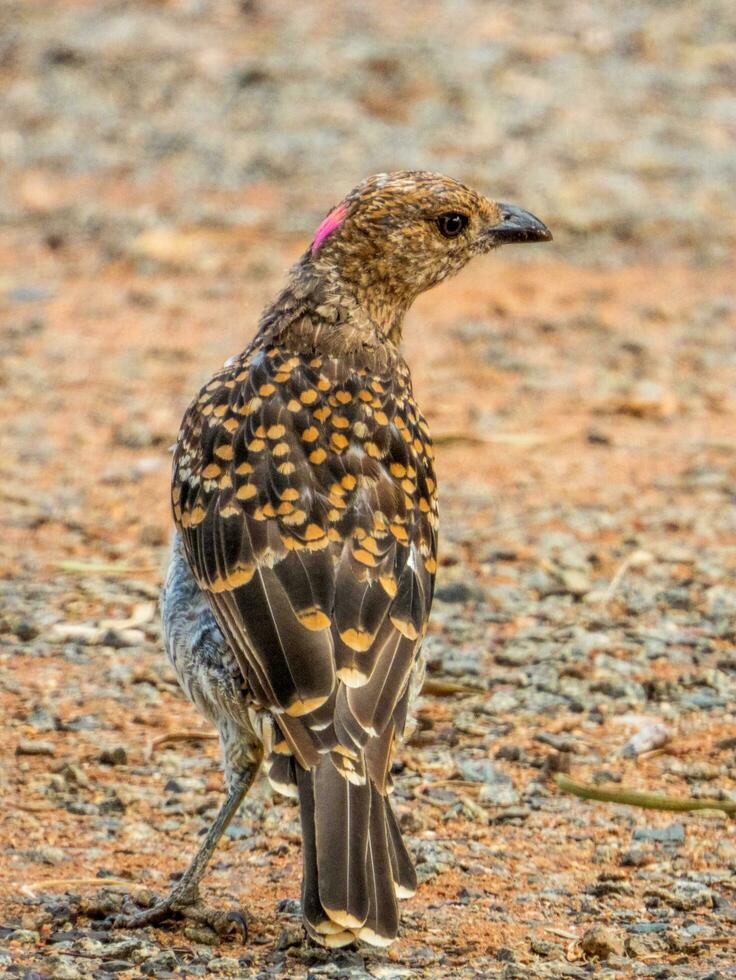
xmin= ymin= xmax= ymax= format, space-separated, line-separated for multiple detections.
xmin=257 ymin=253 xmax=411 ymax=360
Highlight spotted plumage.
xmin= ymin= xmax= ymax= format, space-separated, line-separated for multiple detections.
xmin=116 ymin=170 xmax=551 ymax=948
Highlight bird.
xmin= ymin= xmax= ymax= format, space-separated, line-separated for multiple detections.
xmin=115 ymin=171 xmax=551 ymax=948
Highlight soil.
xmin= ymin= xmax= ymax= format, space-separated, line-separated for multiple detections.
xmin=1 ymin=2 xmax=735 ymax=978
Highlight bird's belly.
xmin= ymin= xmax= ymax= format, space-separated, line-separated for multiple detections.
xmin=161 ymin=534 xmax=255 ymax=737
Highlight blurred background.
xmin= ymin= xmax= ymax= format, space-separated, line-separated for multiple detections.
xmin=1 ymin=2 xmax=735 ymax=975
xmin=2 ymin=0 xmax=735 ymax=259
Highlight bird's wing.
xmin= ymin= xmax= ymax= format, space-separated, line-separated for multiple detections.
xmin=172 ymin=338 xmax=437 ymax=773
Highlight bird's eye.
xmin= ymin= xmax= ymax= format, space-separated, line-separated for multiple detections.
xmin=436 ymin=212 xmax=469 ymax=238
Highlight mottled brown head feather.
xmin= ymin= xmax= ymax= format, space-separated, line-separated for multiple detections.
xmin=298 ymin=170 xmax=550 ymax=343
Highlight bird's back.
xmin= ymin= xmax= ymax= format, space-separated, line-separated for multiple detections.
xmin=171 ymin=325 xmax=437 ymax=944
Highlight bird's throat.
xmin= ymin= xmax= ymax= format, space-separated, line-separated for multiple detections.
xmin=261 ymin=256 xmax=409 ymax=365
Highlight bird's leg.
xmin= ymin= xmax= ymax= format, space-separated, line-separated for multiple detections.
xmin=114 ymin=762 xmax=258 ymax=941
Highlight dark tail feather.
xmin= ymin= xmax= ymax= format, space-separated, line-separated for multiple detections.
xmin=314 ymin=757 xmax=371 ymax=930
xmin=357 ymin=781 xmax=399 ymax=946
xmin=296 ymin=756 xmax=412 ymax=947
xmin=385 ymin=796 xmax=417 ymax=898
xmin=295 ymin=763 xmax=354 ymax=947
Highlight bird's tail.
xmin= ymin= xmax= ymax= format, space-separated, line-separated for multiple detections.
xmin=295 ymin=754 xmax=416 ymax=948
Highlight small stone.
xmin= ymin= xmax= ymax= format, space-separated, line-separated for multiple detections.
xmin=632 ymin=823 xmax=684 ymax=845
xmin=164 ymin=776 xmax=206 ymax=794
xmin=586 ymin=428 xmax=611 ymax=445
xmin=629 ymin=922 xmax=669 ymax=934
xmin=129 ymin=942 xmax=162 ymax=964
xmin=490 ymin=806 xmax=530 ymax=824
xmin=183 ymin=922 xmax=219 ymax=944
xmin=558 ymin=568 xmax=591 ymax=597
xmin=276 ymin=923 xmax=303 ymax=949
xmin=141 ymin=952 xmax=180 ymax=976
xmin=14 ymin=620 xmax=39 ymax=641
xmin=478 ymin=781 xmax=521 ymax=806
xmin=16 ymin=739 xmax=56 ymax=757
xmin=622 ymin=721 xmax=671 ymax=757
xmin=434 ymin=581 xmax=483 ymax=603
xmin=625 ymin=935 xmax=662 ymax=959
xmin=60 ymin=763 xmax=91 ymax=788
xmin=51 ymin=962 xmax=82 ymax=980
xmin=529 ymin=937 xmax=562 ymax=958
xmin=658 ymin=879 xmax=714 ymax=911
xmin=113 ymin=420 xmax=156 ymax=449
xmin=9 ymin=928 xmax=41 ymax=944
xmin=80 ymin=890 xmax=124 ymax=918
xmin=24 ymin=845 xmax=66 ymax=866
xmin=580 ymin=924 xmax=624 ymax=960
xmin=207 ymin=955 xmax=240 ymax=975
xmin=619 ymin=846 xmax=651 ymax=867
xmin=99 ymin=746 xmax=128 ymax=766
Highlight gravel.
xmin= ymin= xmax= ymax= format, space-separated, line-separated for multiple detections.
xmin=1 ymin=1 xmax=734 ymax=977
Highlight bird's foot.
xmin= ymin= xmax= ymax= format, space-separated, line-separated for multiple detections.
xmin=114 ymin=885 xmax=247 ymax=942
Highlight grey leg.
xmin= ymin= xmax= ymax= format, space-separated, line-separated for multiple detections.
xmin=115 ymin=762 xmax=258 ymax=941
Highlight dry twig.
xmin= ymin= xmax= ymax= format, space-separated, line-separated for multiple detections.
xmin=21 ymin=878 xmax=142 ymax=898
xmin=556 ymin=774 xmax=735 ymax=817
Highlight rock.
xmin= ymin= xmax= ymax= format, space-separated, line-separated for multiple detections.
xmin=80 ymin=890 xmax=124 ymax=918
xmin=629 ymin=921 xmax=669 ymax=934
xmin=23 ymin=845 xmax=66 ymax=865
xmin=654 ymin=879 xmax=714 ymax=911
xmin=622 ymin=721 xmax=672 ymax=757
xmin=164 ymin=776 xmax=206 ymax=794
xmin=276 ymin=923 xmax=303 ymax=949
xmin=8 ymin=929 xmax=41 ymax=944
xmin=99 ymin=746 xmax=128 ymax=766
xmin=633 ymin=823 xmax=685 ymax=845
xmin=529 ymin=937 xmax=563 ymax=958
xmin=16 ymin=739 xmax=56 ymax=757
xmin=206 ymin=955 xmax=241 ymax=975
xmin=619 ymin=846 xmax=652 ymax=867
xmin=478 ymin=780 xmax=521 ymax=806
xmin=580 ymin=924 xmax=625 ymax=960
xmin=457 ymin=758 xmax=496 ymax=782
xmin=140 ymin=950 xmax=179 ymax=975
xmin=558 ymin=567 xmax=592 ymax=597
xmin=113 ymin=420 xmax=156 ymax=449
xmin=51 ymin=962 xmax=83 ymax=980
xmin=434 ymin=581 xmax=483 ymax=604
xmin=14 ymin=620 xmax=39 ymax=641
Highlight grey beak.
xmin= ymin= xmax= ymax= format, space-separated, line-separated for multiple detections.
xmin=488 ymin=203 xmax=552 ymax=244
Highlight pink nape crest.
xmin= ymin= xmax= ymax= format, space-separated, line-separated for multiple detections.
xmin=312 ymin=203 xmax=348 ymax=253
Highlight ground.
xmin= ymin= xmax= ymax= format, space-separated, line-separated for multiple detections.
xmin=0 ymin=2 xmax=735 ymax=978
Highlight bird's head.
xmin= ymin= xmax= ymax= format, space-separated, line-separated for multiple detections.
xmin=307 ymin=170 xmax=551 ymax=339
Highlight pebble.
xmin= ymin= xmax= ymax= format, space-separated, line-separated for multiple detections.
xmin=206 ymin=955 xmax=241 ymax=975
xmin=434 ymin=581 xmax=483 ymax=604
xmin=276 ymin=923 xmax=303 ymax=949
xmin=140 ymin=950 xmax=179 ymax=975
xmin=3 ymin=3 xmax=736 ymax=977
xmin=22 ymin=845 xmax=66 ymax=866
xmin=657 ymin=879 xmax=714 ymax=911
xmin=580 ymin=924 xmax=625 ymax=960
xmin=51 ymin=962 xmax=83 ymax=980
xmin=16 ymin=739 xmax=56 ymax=757
xmin=633 ymin=823 xmax=685 ymax=845
xmin=9 ymin=929 xmax=41 ymax=944
xmin=622 ymin=721 xmax=672 ymax=757
xmin=99 ymin=746 xmax=128 ymax=766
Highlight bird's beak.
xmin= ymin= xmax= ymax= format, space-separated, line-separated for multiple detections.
xmin=486 ymin=203 xmax=552 ymax=244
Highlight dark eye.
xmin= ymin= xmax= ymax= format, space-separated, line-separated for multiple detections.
xmin=436 ymin=212 xmax=469 ymax=238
